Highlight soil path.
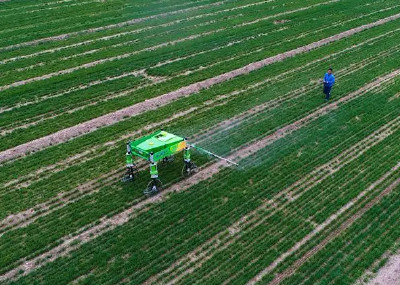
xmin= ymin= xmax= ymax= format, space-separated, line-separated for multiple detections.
xmin=365 ymin=253 xmax=400 ymax=285
xmin=2 ymin=13 xmax=400 ymax=164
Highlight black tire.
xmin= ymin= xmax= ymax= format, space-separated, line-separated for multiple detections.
xmin=144 ymin=179 xmax=162 ymax=195
xmin=121 ymin=167 xmax=138 ymax=182
xmin=182 ymin=162 xmax=198 ymax=178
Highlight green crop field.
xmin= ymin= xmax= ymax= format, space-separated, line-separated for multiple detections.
xmin=1 ymin=0 xmax=400 ymax=284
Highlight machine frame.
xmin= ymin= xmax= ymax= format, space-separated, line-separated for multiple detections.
xmin=124 ymin=130 xmax=197 ymax=195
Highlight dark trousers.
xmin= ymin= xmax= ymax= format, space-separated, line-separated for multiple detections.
xmin=323 ymin=85 xmax=332 ymax=100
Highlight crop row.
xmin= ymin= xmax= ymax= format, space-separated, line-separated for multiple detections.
xmin=252 ymin=132 xmax=400 ymax=284
xmin=2 ymin=40 xmax=397 ymax=242
xmin=0 ymin=0 xmax=287 ymax=69
xmin=0 ymin=0 xmax=326 ymax=58
xmin=2 ymin=11 xmax=400 ymax=153
xmin=0 ymin=0 xmax=281 ymax=54
xmin=2 ymin=24 xmax=399 ymax=220
xmin=2 ymin=0 xmax=396 ymax=108
xmin=269 ymin=175 xmax=400 ymax=285
xmin=72 ymin=93 xmax=400 ymax=285
xmin=2 ymin=1 xmax=400 ymax=283
xmin=0 ymin=0 xmax=371 ymax=110
xmin=151 ymin=90 xmax=400 ymax=284
xmin=2 ymin=15 xmax=394 ymax=170
xmin=5 ymin=77 xmax=400 ymax=284
xmin=1 ymin=16 xmax=398 ymax=258
xmin=4 ymin=20 xmax=399 ymax=151
xmin=0 ymin=0 xmax=209 ymax=30
xmin=0 ymin=0 xmax=231 ymax=47
xmin=1 ymin=23 xmax=400 ymax=233
xmin=154 ymin=86 xmax=400 ymax=285
xmin=142 ymin=113 xmax=400 ymax=285
xmin=0 ymin=1 xmax=394 ymax=108
xmin=1 ymin=75 xmax=398 ymax=278
xmin=6 ymin=0 xmax=390 ymax=80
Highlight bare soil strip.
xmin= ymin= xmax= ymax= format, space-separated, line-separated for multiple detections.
xmin=2 ymin=14 xmax=399 ymax=164
xmin=0 ymin=0 xmax=230 ymax=52
xmin=265 ymin=175 xmax=400 ymax=285
xmin=364 ymin=250 xmax=400 ymax=285
xmin=355 ymin=238 xmax=400 ymax=285
xmin=1 ymin=69 xmax=398 ymax=282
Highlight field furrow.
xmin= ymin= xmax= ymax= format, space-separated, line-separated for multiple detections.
xmin=2 ymin=1 xmax=400 ymax=284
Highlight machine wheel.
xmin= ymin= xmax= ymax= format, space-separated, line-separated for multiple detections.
xmin=121 ymin=166 xmax=139 ymax=182
xmin=162 ymin=155 xmax=175 ymax=164
xmin=182 ymin=162 xmax=198 ymax=178
xmin=144 ymin=179 xmax=162 ymax=195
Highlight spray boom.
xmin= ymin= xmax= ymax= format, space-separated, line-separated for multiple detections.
xmin=123 ymin=131 xmax=239 ymax=195
xmin=189 ymin=144 xmax=239 ymax=166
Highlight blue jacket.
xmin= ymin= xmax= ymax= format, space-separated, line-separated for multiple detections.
xmin=324 ymin=73 xmax=335 ymax=87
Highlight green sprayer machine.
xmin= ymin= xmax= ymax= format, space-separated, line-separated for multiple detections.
xmin=123 ymin=130 xmax=238 ymax=195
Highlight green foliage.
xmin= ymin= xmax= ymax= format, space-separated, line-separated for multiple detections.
xmin=2 ymin=0 xmax=400 ymax=284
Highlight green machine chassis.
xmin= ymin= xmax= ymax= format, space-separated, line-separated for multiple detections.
xmin=124 ymin=130 xmax=197 ymax=195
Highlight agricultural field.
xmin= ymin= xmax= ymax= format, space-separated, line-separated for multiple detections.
xmin=1 ymin=0 xmax=400 ymax=284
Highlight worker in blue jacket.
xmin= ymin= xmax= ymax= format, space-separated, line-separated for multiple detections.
xmin=323 ymin=68 xmax=335 ymax=102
